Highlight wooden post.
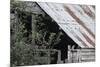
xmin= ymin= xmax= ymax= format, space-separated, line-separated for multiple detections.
xmin=57 ymin=50 xmax=63 ymax=63
xmin=68 ymin=45 xmax=72 ymax=63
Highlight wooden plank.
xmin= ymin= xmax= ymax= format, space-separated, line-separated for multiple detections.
xmin=68 ymin=48 xmax=95 ymax=62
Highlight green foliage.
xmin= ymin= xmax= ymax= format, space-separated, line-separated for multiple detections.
xmin=11 ymin=3 xmax=34 ymax=66
xmin=11 ymin=2 xmax=63 ymax=66
xmin=33 ymin=14 xmax=63 ymax=49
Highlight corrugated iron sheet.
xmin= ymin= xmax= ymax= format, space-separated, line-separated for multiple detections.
xmin=37 ymin=2 xmax=95 ymax=48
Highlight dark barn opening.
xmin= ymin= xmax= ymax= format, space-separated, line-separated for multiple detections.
xmin=54 ymin=30 xmax=80 ymax=62
xmin=42 ymin=14 xmax=80 ymax=63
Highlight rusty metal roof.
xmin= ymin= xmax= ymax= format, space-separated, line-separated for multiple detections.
xmin=37 ymin=2 xmax=95 ymax=48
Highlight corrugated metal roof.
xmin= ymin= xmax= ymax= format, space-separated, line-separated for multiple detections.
xmin=37 ymin=2 xmax=95 ymax=48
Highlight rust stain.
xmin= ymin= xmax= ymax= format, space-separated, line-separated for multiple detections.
xmin=80 ymin=5 xmax=95 ymax=20
xmin=74 ymin=34 xmax=89 ymax=48
xmin=80 ymin=31 xmax=95 ymax=47
xmin=63 ymin=5 xmax=95 ymax=38
xmin=92 ymin=5 xmax=95 ymax=10
xmin=69 ymin=28 xmax=89 ymax=48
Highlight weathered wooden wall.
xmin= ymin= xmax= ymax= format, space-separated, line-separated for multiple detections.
xmin=67 ymin=48 xmax=95 ymax=63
